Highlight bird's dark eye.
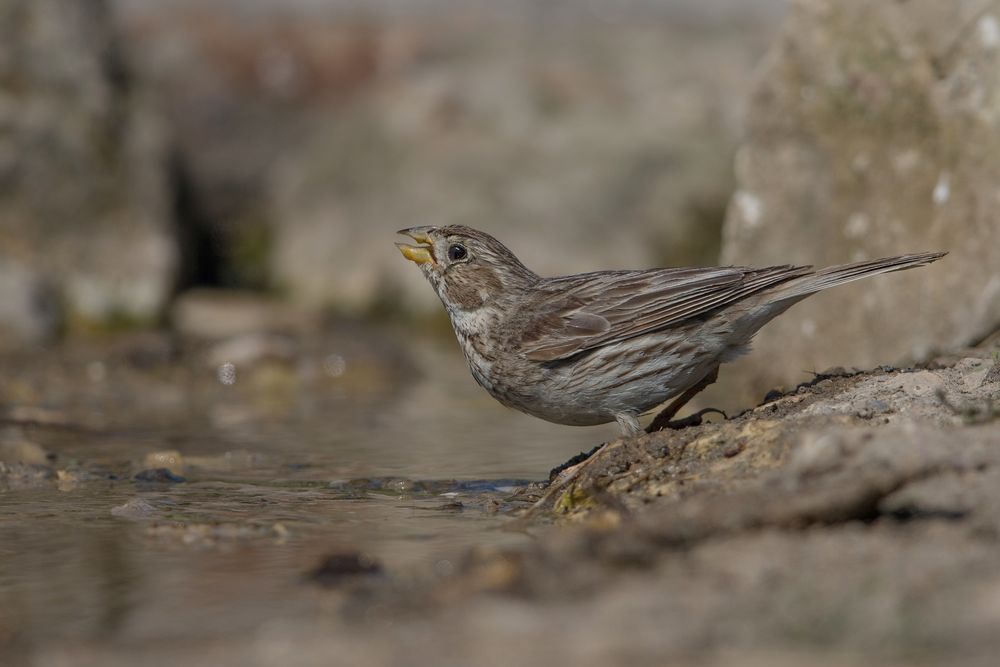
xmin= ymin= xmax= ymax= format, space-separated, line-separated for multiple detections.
xmin=447 ymin=244 xmax=468 ymax=262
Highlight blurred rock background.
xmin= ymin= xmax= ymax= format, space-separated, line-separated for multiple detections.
xmin=3 ymin=0 xmax=999 ymax=407
xmin=0 ymin=0 xmax=175 ymax=344
xmin=718 ymin=0 xmax=1000 ymax=405
xmin=112 ymin=0 xmax=783 ymax=316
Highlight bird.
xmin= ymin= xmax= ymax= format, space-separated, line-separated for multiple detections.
xmin=396 ymin=226 xmax=944 ymax=437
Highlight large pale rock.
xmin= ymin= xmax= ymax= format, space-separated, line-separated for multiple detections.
xmin=719 ymin=0 xmax=1000 ymax=404
xmin=0 ymin=0 xmax=175 ymax=341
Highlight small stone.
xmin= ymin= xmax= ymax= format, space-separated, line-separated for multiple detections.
xmin=762 ymin=389 xmax=785 ymax=404
xmin=384 ymin=479 xmax=416 ymax=494
xmin=306 ymin=552 xmax=383 ymax=587
xmin=869 ymin=399 xmax=890 ymax=413
xmin=272 ymin=523 xmax=290 ymax=541
xmin=111 ymin=498 xmax=158 ymax=518
xmin=434 ymin=559 xmax=455 ymax=577
xmin=723 ymin=442 xmax=745 ymax=458
xmin=216 ymin=362 xmax=237 ymax=386
xmin=854 ymin=398 xmax=893 ymax=419
xmin=56 ymin=469 xmax=85 ymax=492
xmin=789 ymin=433 xmax=855 ymax=476
xmin=134 ymin=468 xmax=186 ymax=484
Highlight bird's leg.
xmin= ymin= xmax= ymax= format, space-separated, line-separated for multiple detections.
xmin=616 ymin=412 xmax=641 ymax=437
xmin=646 ymin=366 xmax=723 ymax=433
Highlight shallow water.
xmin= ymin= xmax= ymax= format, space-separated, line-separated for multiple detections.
xmin=0 ymin=327 xmax=616 ymax=656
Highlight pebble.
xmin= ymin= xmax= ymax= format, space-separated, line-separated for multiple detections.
xmin=723 ymin=442 xmax=746 ymax=458
xmin=111 ymin=498 xmax=158 ymax=518
xmin=134 ymin=468 xmax=187 ymax=484
xmin=306 ymin=552 xmax=383 ymax=587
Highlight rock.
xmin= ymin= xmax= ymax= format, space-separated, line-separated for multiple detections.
xmin=306 ymin=552 xmax=383 ymax=588
xmin=133 ymin=467 xmax=186 ymax=484
xmin=170 ymin=289 xmax=316 ymax=340
xmin=55 ymin=468 xmax=98 ymax=492
xmin=0 ymin=438 xmax=49 ymax=466
xmin=3 ymin=405 xmax=71 ymax=427
xmin=0 ymin=0 xmax=175 ymax=339
xmin=719 ymin=0 xmax=1000 ymax=407
xmin=533 ymin=362 xmax=991 ymax=517
xmin=0 ymin=429 xmax=49 ymax=465
xmin=983 ymin=360 xmax=1000 ymax=386
xmin=0 ymin=262 xmax=60 ymax=346
xmin=0 ymin=461 xmax=54 ymax=490
xmin=110 ymin=497 xmax=158 ymax=519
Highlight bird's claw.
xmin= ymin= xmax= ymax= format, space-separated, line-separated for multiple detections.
xmin=651 ymin=407 xmax=727 ymax=432
xmin=548 ymin=443 xmax=605 ymax=483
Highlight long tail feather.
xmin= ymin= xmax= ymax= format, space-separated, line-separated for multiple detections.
xmin=775 ymin=251 xmax=947 ymax=300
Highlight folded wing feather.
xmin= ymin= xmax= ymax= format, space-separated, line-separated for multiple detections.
xmin=519 ymin=265 xmax=812 ymax=362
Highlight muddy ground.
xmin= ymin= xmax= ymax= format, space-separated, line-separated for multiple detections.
xmin=4 ymin=333 xmax=1000 ymax=666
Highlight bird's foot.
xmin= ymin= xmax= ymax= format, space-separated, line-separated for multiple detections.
xmin=647 ymin=407 xmax=727 ymax=433
xmin=548 ymin=443 xmax=605 ymax=484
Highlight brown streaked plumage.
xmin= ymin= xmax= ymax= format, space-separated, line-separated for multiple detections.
xmin=396 ymin=225 xmax=945 ymax=436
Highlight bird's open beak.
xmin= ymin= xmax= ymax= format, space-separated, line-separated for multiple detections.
xmin=395 ymin=227 xmax=436 ymax=265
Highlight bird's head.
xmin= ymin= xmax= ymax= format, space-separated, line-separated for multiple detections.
xmin=396 ymin=225 xmax=537 ymax=311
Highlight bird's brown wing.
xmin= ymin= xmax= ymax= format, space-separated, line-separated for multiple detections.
xmin=519 ymin=265 xmax=812 ymax=362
